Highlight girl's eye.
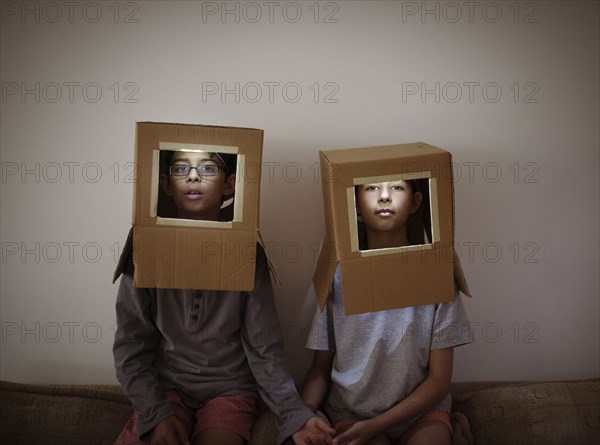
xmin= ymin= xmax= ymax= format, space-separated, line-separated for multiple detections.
xmin=365 ymin=185 xmax=377 ymax=191
xmin=392 ymin=184 xmax=405 ymax=191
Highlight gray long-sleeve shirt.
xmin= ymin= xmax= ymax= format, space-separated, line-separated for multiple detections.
xmin=113 ymin=246 xmax=313 ymax=443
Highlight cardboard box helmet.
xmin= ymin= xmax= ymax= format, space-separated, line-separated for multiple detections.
xmin=313 ymin=142 xmax=471 ymax=315
xmin=114 ymin=122 xmax=266 ymax=291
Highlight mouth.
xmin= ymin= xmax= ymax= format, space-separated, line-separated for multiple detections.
xmin=185 ymin=190 xmax=203 ymax=200
xmin=376 ymin=208 xmax=394 ymax=216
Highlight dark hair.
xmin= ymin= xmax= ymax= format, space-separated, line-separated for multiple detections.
xmin=216 ymin=153 xmax=237 ymax=177
xmin=405 ymin=179 xmax=418 ymax=193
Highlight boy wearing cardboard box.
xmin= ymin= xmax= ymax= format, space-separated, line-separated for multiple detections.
xmin=113 ymin=123 xmax=334 ymax=445
xmin=301 ymin=144 xmax=473 ymax=445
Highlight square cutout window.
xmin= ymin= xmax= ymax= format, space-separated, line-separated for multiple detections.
xmin=348 ymin=172 xmax=440 ymax=256
xmin=151 ymin=143 xmax=244 ymax=228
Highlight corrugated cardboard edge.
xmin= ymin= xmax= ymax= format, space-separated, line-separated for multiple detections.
xmin=449 ymin=151 xmax=472 ymax=298
xmin=314 ymin=150 xmax=340 ymax=310
xmin=139 ymin=121 xmax=263 ymax=132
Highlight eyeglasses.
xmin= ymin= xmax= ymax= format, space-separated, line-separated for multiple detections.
xmin=169 ymin=164 xmax=223 ymax=177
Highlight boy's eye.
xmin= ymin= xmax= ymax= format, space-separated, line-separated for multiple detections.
xmin=364 ymin=185 xmax=377 ymax=191
xmin=170 ymin=165 xmax=190 ymax=175
xmin=197 ymin=164 xmax=220 ymax=174
xmin=391 ymin=184 xmax=405 ymax=191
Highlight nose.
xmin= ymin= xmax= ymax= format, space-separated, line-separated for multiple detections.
xmin=186 ymin=167 xmax=202 ymax=182
xmin=378 ymin=187 xmax=390 ymax=203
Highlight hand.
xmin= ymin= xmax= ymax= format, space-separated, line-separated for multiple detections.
xmin=150 ymin=416 xmax=190 ymax=445
xmin=332 ymin=420 xmax=378 ymax=445
xmin=292 ymin=415 xmax=336 ymax=445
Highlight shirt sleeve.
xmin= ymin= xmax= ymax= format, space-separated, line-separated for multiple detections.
xmin=112 ymin=263 xmax=175 ymax=438
xmin=430 ymin=291 xmax=475 ymax=350
xmin=305 ymin=298 xmax=335 ymax=351
xmin=241 ymin=245 xmax=314 ymax=445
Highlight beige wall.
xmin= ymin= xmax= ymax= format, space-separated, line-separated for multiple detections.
xmin=1 ymin=1 xmax=598 ymax=384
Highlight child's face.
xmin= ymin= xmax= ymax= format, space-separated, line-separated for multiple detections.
xmin=160 ymin=151 xmax=235 ymax=221
xmin=356 ymin=180 xmax=422 ymax=235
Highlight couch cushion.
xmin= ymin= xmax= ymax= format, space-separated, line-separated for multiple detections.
xmin=450 ymin=411 xmax=475 ymax=445
xmin=452 ymin=380 xmax=600 ymax=445
xmin=0 ymin=381 xmax=133 ymax=445
xmin=249 ymin=410 xmax=277 ymax=445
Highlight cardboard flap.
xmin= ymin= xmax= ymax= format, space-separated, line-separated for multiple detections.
xmin=453 ymin=250 xmax=471 ymax=297
xmin=257 ymin=230 xmax=281 ymax=287
xmin=112 ymin=226 xmax=133 ymax=283
xmin=312 ymin=238 xmax=339 ymax=310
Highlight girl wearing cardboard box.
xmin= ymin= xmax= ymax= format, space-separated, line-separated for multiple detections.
xmin=301 ymin=179 xmax=472 ymax=445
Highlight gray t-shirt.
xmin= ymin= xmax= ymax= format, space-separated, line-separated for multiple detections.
xmin=305 ymin=266 xmax=473 ymax=437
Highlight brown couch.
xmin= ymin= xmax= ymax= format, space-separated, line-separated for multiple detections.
xmin=1 ymin=379 xmax=598 ymax=445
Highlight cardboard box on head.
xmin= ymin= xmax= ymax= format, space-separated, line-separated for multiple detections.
xmin=313 ymin=142 xmax=471 ymax=315
xmin=113 ymin=122 xmax=266 ymax=291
